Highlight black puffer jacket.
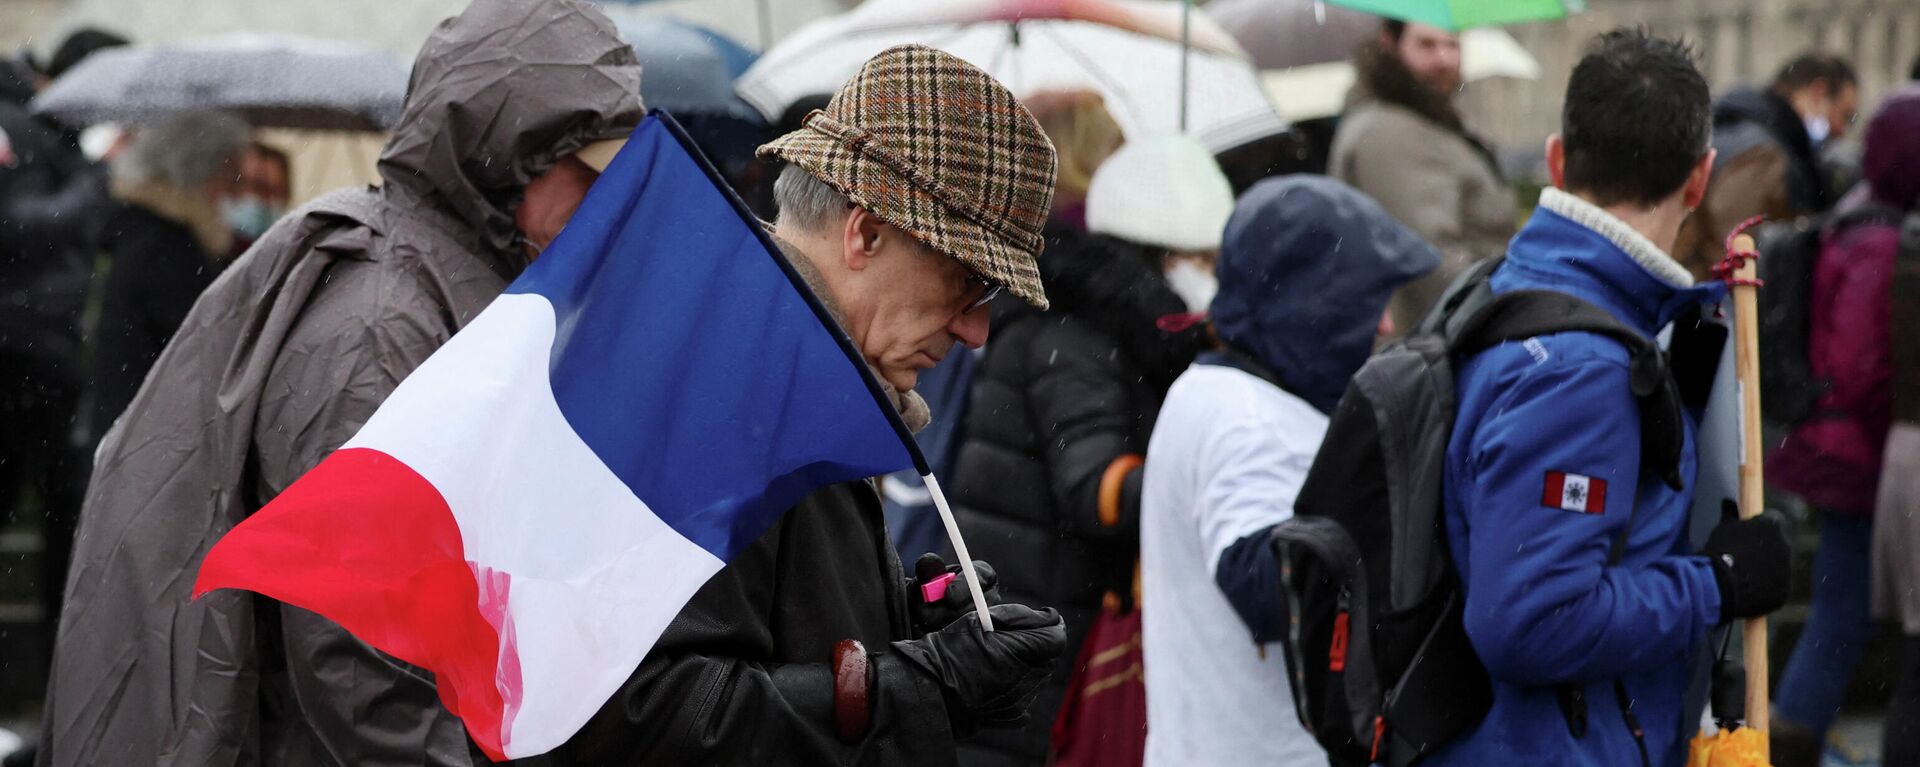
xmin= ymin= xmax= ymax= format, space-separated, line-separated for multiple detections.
xmin=949 ymin=226 xmax=1202 ymax=763
xmin=85 ymin=201 xmax=224 ymax=445
xmin=0 ymin=100 xmax=104 ymax=389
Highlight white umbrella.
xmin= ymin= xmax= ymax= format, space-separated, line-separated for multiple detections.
xmin=1259 ymin=27 xmax=1541 ymax=122
xmin=736 ymin=0 xmax=1288 ymax=152
xmin=1459 ymin=27 xmax=1542 ymax=81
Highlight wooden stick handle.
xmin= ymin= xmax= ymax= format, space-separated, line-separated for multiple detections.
xmin=1727 ymin=232 xmax=1770 ymax=737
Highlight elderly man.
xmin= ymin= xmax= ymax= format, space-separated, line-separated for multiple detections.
xmin=554 ymin=45 xmax=1069 ymax=766
xmin=40 ymin=1 xmax=642 ymax=764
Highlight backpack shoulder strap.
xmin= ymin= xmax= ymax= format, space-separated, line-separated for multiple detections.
xmin=1448 ymin=290 xmax=1654 ymax=361
xmin=1447 ymin=289 xmax=1688 ymax=493
xmin=1829 ymin=202 xmax=1903 ymax=234
xmin=1416 ymin=256 xmax=1506 ymax=338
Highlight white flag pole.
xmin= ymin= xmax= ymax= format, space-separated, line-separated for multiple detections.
xmin=921 ymin=472 xmax=995 ymax=632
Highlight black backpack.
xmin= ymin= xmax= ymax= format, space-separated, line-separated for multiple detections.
xmin=1755 ymin=205 xmax=1903 ymax=424
xmin=1269 ymin=259 xmax=1686 ymax=767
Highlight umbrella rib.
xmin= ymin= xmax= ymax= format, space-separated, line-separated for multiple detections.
xmin=1027 ymin=23 xmax=1152 ymax=131
xmin=750 ymin=21 xmax=980 ymax=109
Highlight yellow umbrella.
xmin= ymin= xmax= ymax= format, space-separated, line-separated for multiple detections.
xmin=1689 ymin=218 xmax=1772 ymax=767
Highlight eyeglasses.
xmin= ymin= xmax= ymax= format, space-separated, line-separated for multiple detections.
xmin=963 ymin=272 xmax=1003 ymax=313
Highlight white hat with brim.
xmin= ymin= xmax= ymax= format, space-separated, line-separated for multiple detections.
xmin=1085 ymin=135 xmax=1235 ymax=252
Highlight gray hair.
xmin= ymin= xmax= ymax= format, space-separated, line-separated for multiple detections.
xmin=772 ymin=163 xmax=850 ymax=233
xmin=112 ymin=110 xmax=251 ymax=190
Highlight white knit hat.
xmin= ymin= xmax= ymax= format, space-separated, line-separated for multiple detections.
xmin=1084 ymin=134 xmax=1235 ymax=252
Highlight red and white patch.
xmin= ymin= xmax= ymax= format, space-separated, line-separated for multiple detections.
xmin=1542 ymin=471 xmax=1606 ymax=514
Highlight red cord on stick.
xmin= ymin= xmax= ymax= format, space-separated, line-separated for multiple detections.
xmin=1714 ymin=214 xmax=1768 ymax=287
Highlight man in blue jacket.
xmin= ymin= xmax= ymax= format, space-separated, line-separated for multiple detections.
xmin=1432 ymin=29 xmax=1792 ymax=767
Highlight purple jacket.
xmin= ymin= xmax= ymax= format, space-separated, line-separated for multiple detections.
xmin=1767 ymin=202 xmax=1899 ymax=512
xmin=1768 ymin=85 xmax=1920 ymax=513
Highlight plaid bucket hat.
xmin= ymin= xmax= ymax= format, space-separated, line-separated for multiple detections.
xmin=759 ymin=44 xmax=1058 ymax=309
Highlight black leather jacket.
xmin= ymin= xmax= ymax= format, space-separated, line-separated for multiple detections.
xmin=554 ymin=481 xmax=957 ymax=765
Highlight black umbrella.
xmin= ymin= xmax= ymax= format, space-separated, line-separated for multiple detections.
xmin=33 ymin=34 xmax=407 ymax=132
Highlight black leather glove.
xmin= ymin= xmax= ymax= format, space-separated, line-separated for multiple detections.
xmin=1703 ymin=514 xmax=1792 ymax=620
xmin=890 ymin=603 xmax=1066 ymax=737
xmin=908 ymin=553 xmax=1001 ymax=635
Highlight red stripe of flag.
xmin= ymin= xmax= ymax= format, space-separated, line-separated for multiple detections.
xmin=194 ymin=447 xmax=518 ymax=760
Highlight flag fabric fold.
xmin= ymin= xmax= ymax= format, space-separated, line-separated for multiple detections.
xmin=195 ymin=112 xmax=926 ymax=760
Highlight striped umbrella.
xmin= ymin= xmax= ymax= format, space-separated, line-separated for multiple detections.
xmin=736 ymin=0 xmax=1287 ymax=153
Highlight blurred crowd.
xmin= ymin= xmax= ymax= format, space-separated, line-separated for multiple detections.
xmin=3 ymin=1 xmax=1920 ymax=766
xmin=2 ymin=31 xmax=290 ymax=635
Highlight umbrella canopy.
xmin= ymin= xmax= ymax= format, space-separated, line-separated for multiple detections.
xmin=595 ymin=0 xmax=847 ymax=52
xmin=1207 ymin=0 xmax=1379 ymax=70
xmin=1325 ymin=0 xmax=1572 ymax=31
xmin=617 ymin=17 xmax=759 ymax=118
xmin=1258 ymin=27 xmax=1541 ymax=121
xmin=32 ymin=33 xmax=406 ymax=131
xmin=736 ymin=0 xmax=1288 ymax=153
xmin=42 ymin=0 xmax=844 ymax=62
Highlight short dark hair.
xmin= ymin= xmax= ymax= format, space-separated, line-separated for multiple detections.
xmin=1773 ymin=53 xmax=1857 ymax=96
xmin=1382 ymin=19 xmax=1406 ymax=42
xmin=1561 ymin=28 xmax=1710 ymax=207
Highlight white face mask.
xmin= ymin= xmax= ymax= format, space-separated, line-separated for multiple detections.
xmin=1805 ymin=115 xmax=1831 ymax=147
xmin=1163 ymin=259 xmax=1218 ymax=314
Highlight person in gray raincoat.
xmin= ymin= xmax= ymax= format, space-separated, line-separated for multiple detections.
xmin=38 ymin=0 xmax=642 ymax=763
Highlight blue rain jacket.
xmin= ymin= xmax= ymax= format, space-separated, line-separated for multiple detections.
xmin=1427 ymin=199 xmax=1726 ymax=767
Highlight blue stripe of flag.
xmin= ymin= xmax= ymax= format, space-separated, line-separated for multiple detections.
xmin=504 ymin=112 xmax=924 ymax=562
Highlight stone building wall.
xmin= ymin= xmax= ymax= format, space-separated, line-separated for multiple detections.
xmin=1460 ymin=0 xmax=1920 ymax=156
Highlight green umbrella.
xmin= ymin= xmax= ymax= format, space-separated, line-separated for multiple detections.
xmin=1325 ymin=0 xmax=1574 ymax=30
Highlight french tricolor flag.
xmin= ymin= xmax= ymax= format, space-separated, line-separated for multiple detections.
xmin=194 ymin=114 xmax=943 ymax=760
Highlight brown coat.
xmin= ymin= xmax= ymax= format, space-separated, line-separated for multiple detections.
xmin=1673 ymin=142 xmax=1792 ymax=281
xmin=38 ymin=1 xmax=644 ymax=764
xmin=1329 ymin=43 xmax=1516 ymax=332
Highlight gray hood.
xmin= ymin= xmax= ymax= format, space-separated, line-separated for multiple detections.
xmin=378 ymin=0 xmax=645 ymax=268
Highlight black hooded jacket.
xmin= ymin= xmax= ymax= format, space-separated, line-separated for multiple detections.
xmin=0 ymin=98 xmax=106 ymax=386
xmin=947 ymin=225 xmax=1203 ymax=762
xmin=1715 ymin=87 xmax=1830 ymax=213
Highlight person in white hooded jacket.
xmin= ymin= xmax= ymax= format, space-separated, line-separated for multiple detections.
xmin=1139 ymin=176 xmax=1439 ymax=766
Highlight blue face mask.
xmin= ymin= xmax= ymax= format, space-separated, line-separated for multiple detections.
xmin=1804 ymin=116 xmax=1831 ymax=148
xmin=221 ymin=197 xmax=283 ymax=240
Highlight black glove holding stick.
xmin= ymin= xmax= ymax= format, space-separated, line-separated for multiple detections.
xmin=1702 ymin=505 xmax=1791 ymax=621
xmin=885 ymin=603 xmax=1066 ymax=737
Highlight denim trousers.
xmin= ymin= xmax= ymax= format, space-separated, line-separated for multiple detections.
xmin=1774 ymin=510 xmax=1876 ymax=738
